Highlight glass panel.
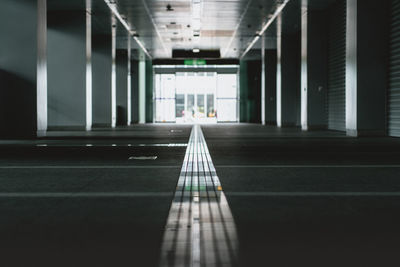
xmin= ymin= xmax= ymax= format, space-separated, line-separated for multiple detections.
xmin=176 ymin=94 xmax=185 ymax=118
xmin=155 ymin=99 xmax=175 ymax=122
xmin=187 ymin=94 xmax=195 ymax=119
xmin=217 ymin=99 xmax=237 ymax=122
xmin=207 ymin=94 xmax=215 ymax=118
xmin=217 ymin=74 xmax=237 ymax=98
xmin=197 ymin=94 xmax=205 ymax=118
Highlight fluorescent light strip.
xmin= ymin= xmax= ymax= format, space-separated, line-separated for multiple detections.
xmin=240 ymin=0 xmax=290 ymax=59
xmin=103 ymin=0 xmax=151 ymax=58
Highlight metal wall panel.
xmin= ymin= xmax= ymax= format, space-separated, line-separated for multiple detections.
xmin=389 ymin=0 xmax=400 ymax=137
xmin=327 ymin=0 xmax=346 ymax=131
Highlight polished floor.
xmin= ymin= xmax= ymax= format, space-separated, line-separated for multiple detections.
xmin=1 ymin=124 xmax=400 ymax=266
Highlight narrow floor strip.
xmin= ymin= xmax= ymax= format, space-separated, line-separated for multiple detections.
xmin=159 ymin=125 xmax=239 ymax=267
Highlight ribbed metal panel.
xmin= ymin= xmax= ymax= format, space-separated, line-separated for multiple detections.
xmin=389 ymin=0 xmax=400 ymax=137
xmin=327 ymin=0 xmax=346 ymax=131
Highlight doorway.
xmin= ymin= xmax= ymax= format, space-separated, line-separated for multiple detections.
xmin=154 ymin=67 xmax=239 ymax=124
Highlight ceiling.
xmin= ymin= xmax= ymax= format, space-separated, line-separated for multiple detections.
xmin=111 ymin=0 xmax=282 ymax=59
xmin=48 ymin=0 xmax=340 ymax=60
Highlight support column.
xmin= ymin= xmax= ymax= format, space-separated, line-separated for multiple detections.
xmin=345 ymin=0 xmax=389 ymax=136
xmin=139 ymin=51 xmax=146 ymax=124
xmin=276 ymin=8 xmax=301 ymax=127
xmin=111 ymin=16 xmax=117 ymax=128
xmin=261 ymin=35 xmax=266 ymax=125
xmin=127 ymin=35 xmax=132 ymax=125
xmin=47 ymin=5 xmax=91 ymax=130
xmin=116 ymin=49 xmax=128 ymax=126
xmin=0 ymin=0 xmax=46 ymax=138
xmin=301 ymin=0 xmax=328 ymax=131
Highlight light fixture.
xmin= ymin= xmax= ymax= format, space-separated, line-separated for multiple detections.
xmin=193 ymin=48 xmax=200 ymax=53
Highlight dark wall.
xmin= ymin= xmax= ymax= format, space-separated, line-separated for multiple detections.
xmin=265 ymin=50 xmax=277 ymax=125
xmin=92 ymin=34 xmax=112 ymax=127
xmin=47 ymin=11 xmax=86 ymax=128
xmin=131 ymin=60 xmax=139 ymax=124
xmin=281 ymin=31 xmax=301 ymax=126
xmin=357 ymin=0 xmax=389 ymax=134
xmin=240 ymin=60 xmax=261 ymax=123
xmin=0 ymin=0 xmax=37 ymax=138
xmin=116 ymin=49 xmax=128 ymax=126
xmin=307 ymin=10 xmax=328 ymax=128
xmin=145 ymin=60 xmax=153 ymax=123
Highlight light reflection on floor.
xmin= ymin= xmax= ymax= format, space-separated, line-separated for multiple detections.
xmin=159 ymin=125 xmax=239 ymax=267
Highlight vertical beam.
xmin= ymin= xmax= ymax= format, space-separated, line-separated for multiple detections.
xmin=127 ymin=35 xmax=132 ymax=125
xmin=111 ymin=15 xmax=117 ymax=128
xmin=139 ymin=51 xmax=146 ymax=124
xmin=345 ymin=0 xmax=389 ymax=136
xmin=85 ymin=0 xmax=92 ymax=131
xmin=276 ymin=14 xmax=282 ymax=127
xmin=345 ymin=0 xmax=358 ymax=136
xmin=261 ymin=35 xmax=266 ymax=125
xmin=300 ymin=0 xmax=308 ymax=130
xmin=37 ymin=0 xmax=47 ymax=136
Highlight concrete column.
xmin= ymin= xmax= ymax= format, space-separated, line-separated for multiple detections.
xmin=92 ymin=33 xmax=112 ymax=127
xmin=261 ymin=35 xmax=266 ymax=125
xmin=276 ymin=9 xmax=301 ymax=127
xmin=301 ymin=0 xmax=328 ymax=131
xmin=265 ymin=50 xmax=277 ymax=125
xmin=0 ymin=0 xmax=46 ymax=138
xmin=345 ymin=0 xmax=389 ymax=136
xmin=111 ymin=16 xmax=117 ymax=128
xmin=127 ymin=35 xmax=132 ymax=125
xmin=139 ymin=52 xmax=146 ymax=124
xmin=116 ymin=49 xmax=128 ymax=126
xmin=47 ymin=6 xmax=91 ymax=130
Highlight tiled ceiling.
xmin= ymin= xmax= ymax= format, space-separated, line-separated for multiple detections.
xmin=48 ymin=0 xmax=339 ymax=59
xmin=112 ymin=0 xmax=282 ymax=58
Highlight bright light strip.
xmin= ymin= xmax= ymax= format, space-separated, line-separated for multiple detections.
xmin=104 ymin=0 xmax=151 ymax=58
xmin=240 ymin=0 xmax=290 ymax=59
xmin=193 ymin=48 xmax=200 ymax=53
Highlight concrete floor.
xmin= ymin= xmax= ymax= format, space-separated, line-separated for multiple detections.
xmin=1 ymin=124 xmax=400 ymax=266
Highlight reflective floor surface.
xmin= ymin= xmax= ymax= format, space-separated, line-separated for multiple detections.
xmin=1 ymin=124 xmax=400 ymax=266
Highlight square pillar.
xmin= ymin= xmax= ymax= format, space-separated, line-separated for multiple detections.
xmin=345 ymin=0 xmax=389 ymax=136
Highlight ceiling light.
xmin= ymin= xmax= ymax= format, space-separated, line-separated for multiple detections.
xmin=193 ymin=48 xmax=200 ymax=53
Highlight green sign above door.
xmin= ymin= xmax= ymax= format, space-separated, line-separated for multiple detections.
xmin=184 ymin=59 xmax=207 ymax=65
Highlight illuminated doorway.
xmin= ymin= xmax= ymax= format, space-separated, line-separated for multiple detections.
xmin=154 ymin=66 xmax=239 ymax=123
